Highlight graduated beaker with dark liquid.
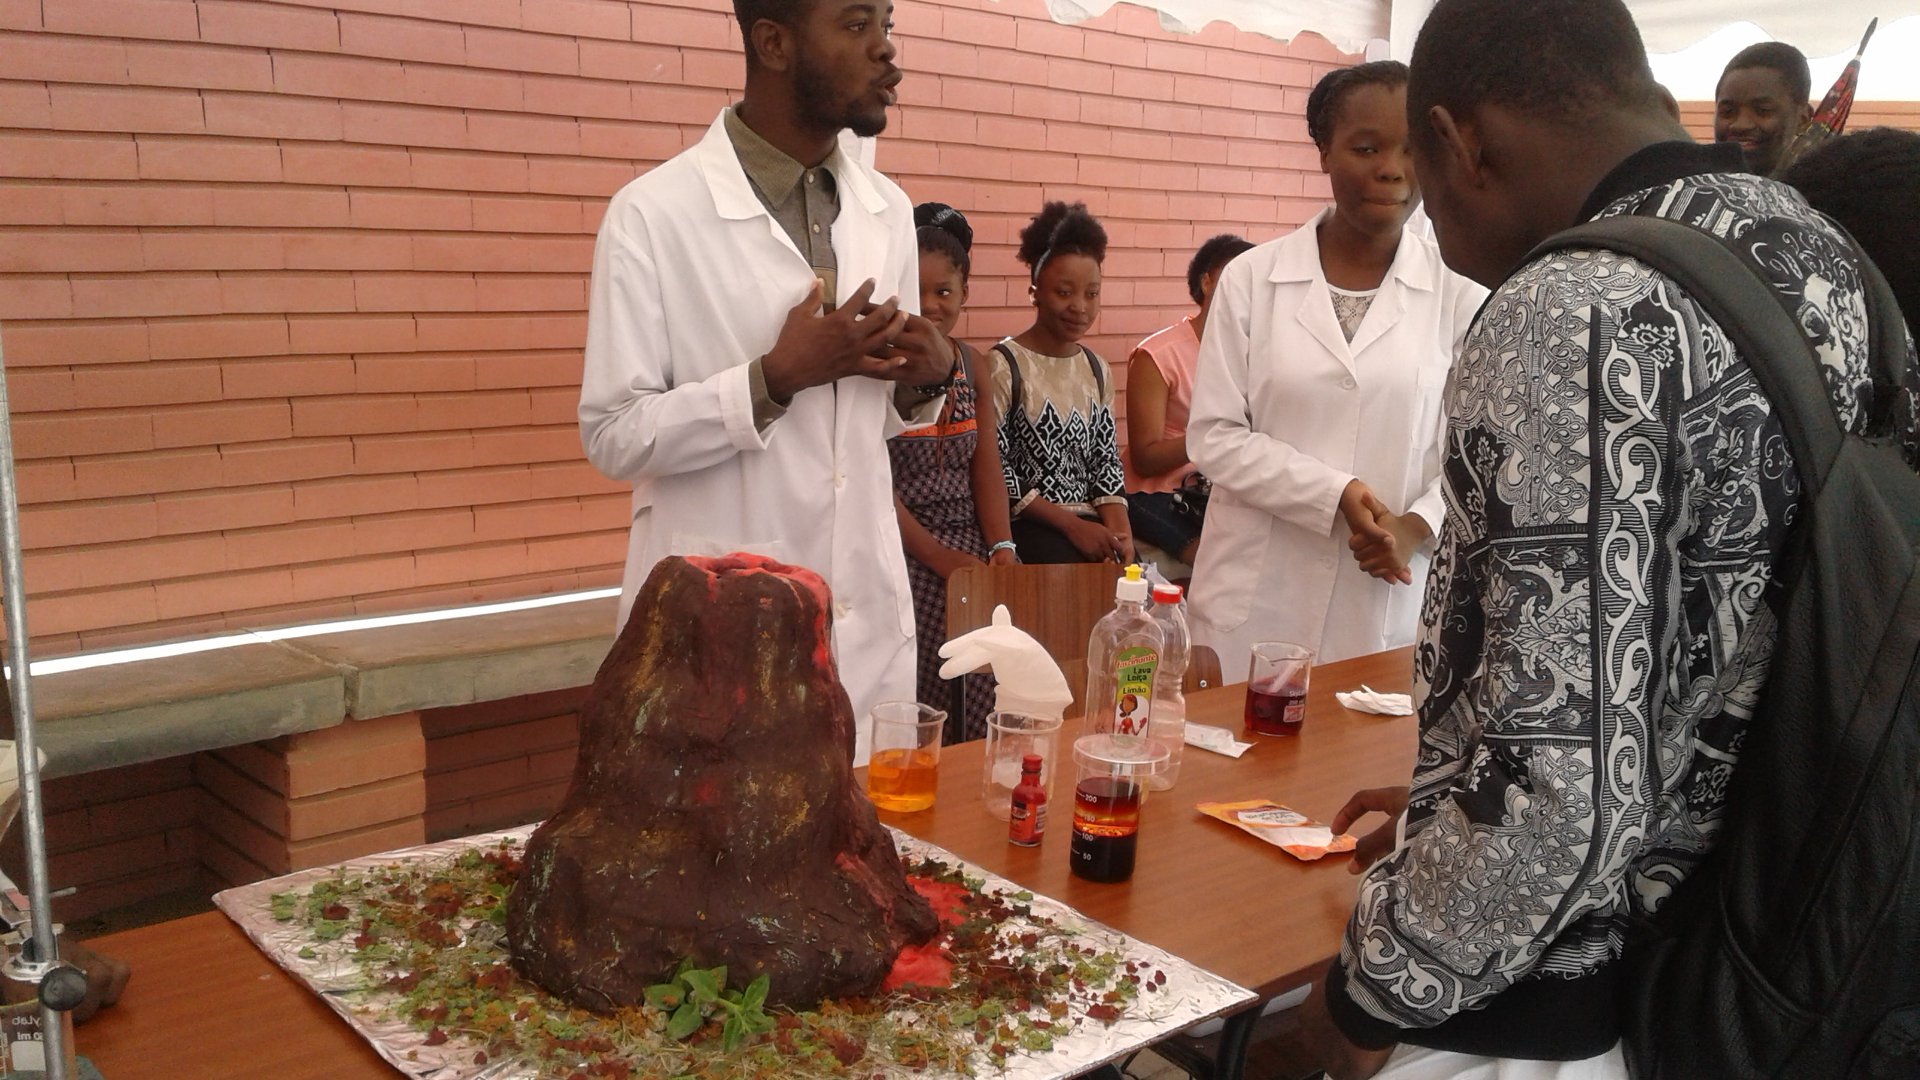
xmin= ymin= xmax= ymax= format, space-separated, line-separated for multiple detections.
xmin=1068 ymin=735 xmax=1168 ymax=883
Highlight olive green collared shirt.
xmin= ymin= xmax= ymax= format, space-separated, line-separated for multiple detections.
xmin=724 ymin=107 xmax=935 ymax=428
xmin=725 ymin=106 xmax=841 ymax=430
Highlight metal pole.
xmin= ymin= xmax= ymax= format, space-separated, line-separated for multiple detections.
xmin=0 ymin=330 xmax=72 ymax=1080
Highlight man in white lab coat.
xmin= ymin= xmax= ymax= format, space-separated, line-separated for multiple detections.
xmin=578 ymin=0 xmax=956 ymax=763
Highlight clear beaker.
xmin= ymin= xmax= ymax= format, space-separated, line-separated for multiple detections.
xmin=1068 ymin=734 xmax=1169 ymax=883
xmin=981 ymin=711 xmax=1064 ymax=820
xmin=867 ymin=701 xmax=944 ymax=812
xmin=1245 ymin=641 xmax=1313 ymax=736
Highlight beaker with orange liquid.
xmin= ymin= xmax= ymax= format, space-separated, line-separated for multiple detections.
xmin=866 ymin=701 xmax=945 ymax=812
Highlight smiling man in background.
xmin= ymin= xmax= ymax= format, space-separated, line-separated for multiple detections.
xmin=578 ymin=0 xmax=956 ymax=763
xmin=1713 ymin=41 xmax=1812 ymax=175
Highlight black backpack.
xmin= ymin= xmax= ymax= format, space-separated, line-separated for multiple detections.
xmin=1525 ymin=216 xmax=1920 ymax=1078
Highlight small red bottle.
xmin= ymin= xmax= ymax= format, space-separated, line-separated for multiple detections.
xmin=1008 ymin=754 xmax=1048 ymax=846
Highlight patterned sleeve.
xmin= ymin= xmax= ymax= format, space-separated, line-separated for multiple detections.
xmin=1087 ymin=350 xmax=1128 ymax=504
xmin=1896 ymin=324 xmax=1920 ymax=470
xmin=1404 ymin=272 xmax=1489 ymax=535
xmin=1329 ymin=263 xmax=1692 ymax=1037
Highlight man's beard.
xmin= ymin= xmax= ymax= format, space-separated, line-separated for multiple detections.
xmin=1744 ymin=136 xmax=1784 ymax=176
xmin=794 ymin=51 xmax=888 ymax=139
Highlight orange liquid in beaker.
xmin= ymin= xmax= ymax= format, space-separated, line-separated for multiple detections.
xmin=867 ymin=748 xmax=938 ymax=812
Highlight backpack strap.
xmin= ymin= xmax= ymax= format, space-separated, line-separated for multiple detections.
xmin=1079 ymin=345 xmax=1106 ymax=399
xmin=992 ymin=341 xmax=1023 ymax=418
xmin=954 ymin=338 xmax=978 ymax=393
xmin=1524 ymin=217 xmax=1855 ymax=494
xmin=1832 ymin=218 xmax=1912 ymax=431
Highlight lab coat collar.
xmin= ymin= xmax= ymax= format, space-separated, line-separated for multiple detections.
xmin=723 ymin=104 xmax=811 ymax=205
xmin=1267 ymin=207 xmax=1440 ymax=295
xmin=693 ymin=108 xmax=888 ymax=222
xmin=1271 ymin=207 xmax=1439 ymax=370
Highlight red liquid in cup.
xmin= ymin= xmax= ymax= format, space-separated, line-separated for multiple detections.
xmin=1244 ymin=679 xmax=1306 ymax=736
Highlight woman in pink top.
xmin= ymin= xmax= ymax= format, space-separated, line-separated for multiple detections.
xmin=1124 ymin=234 xmax=1254 ymax=566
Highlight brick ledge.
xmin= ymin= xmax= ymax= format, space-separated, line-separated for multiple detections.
xmin=30 ymin=596 xmax=617 ymax=777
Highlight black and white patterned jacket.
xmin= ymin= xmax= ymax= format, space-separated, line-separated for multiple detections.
xmin=1325 ymin=141 xmax=1920 ymax=1057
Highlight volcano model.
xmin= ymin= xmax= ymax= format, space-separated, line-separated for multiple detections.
xmin=506 ymin=553 xmax=938 ymax=1010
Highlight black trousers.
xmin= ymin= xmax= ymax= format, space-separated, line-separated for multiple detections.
xmin=1012 ymin=515 xmax=1104 ymax=564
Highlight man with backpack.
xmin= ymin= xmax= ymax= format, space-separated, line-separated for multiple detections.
xmin=1297 ymin=2 xmax=1920 ymax=1078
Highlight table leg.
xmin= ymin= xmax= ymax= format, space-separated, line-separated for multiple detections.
xmin=1213 ymin=1005 xmax=1259 ymax=1080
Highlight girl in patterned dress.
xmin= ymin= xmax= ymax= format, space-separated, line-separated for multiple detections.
xmin=990 ymin=201 xmax=1135 ymax=565
xmin=889 ymin=204 xmax=1016 ymax=743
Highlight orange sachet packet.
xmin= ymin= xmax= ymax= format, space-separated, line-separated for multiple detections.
xmin=1197 ymin=799 xmax=1357 ymax=861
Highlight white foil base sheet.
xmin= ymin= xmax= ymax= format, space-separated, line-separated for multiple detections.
xmin=215 ymin=825 xmax=1256 ymax=1080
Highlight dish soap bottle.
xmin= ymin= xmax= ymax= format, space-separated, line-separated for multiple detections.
xmin=1146 ymin=582 xmax=1189 ymax=790
xmin=1083 ymin=564 xmax=1163 ymax=750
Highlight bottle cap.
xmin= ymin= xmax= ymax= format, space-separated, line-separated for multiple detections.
xmin=1151 ymin=583 xmax=1183 ymax=603
xmin=1115 ymin=563 xmax=1149 ymax=603
xmin=1022 ymin=753 xmax=1043 ymax=771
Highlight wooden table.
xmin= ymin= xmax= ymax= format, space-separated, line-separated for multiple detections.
xmin=75 ymin=648 xmax=1417 ymax=1080
xmin=879 ymin=647 xmax=1417 ymax=1002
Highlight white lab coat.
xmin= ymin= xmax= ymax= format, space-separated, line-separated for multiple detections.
xmin=578 ymin=110 xmax=933 ymax=764
xmin=1185 ymin=209 xmax=1486 ymax=680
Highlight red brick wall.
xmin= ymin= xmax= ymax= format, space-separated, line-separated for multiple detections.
xmin=0 ymin=0 xmax=1353 ymax=656
xmin=198 ymin=711 xmax=428 ymax=883
xmin=422 ymin=685 xmax=582 ymax=840
xmin=0 ymin=684 xmax=582 ymax=919
xmin=1 ymin=757 xmax=202 ymax=924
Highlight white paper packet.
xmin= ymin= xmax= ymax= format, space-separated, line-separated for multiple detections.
xmin=1184 ymin=723 xmax=1254 ymax=758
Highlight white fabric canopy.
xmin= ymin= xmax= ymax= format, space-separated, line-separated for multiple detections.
xmin=1616 ymin=2 xmax=1898 ymax=55
xmin=1048 ymin=1 xmax=1911 ymax=60
xmin=1045 ymin=0 xmax=1387 ymax=52
xmin=1648 ymin=18 xmax=1920 ymax=103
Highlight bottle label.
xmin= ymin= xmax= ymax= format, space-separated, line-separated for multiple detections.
xmin=1010 ymin=796 xmax=1047 ymax=844
xmin=1113 ymin=646 xmax=1158 ymax=738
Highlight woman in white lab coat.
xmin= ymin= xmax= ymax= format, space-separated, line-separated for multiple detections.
xmin=1185 ymin=62 xmax=1487 ymax=679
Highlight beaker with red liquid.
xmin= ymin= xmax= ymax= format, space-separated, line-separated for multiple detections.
xmin=1245 ymin=641 xmax=1312 ymax=736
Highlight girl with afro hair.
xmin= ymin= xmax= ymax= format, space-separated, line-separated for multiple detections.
xmin=988 ymin=201 xmax=1134 ymax=564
